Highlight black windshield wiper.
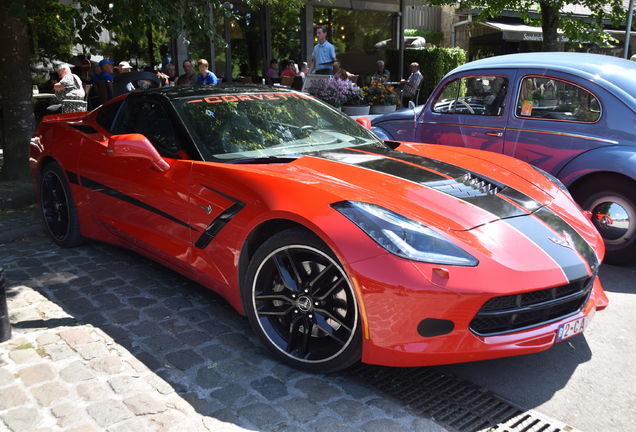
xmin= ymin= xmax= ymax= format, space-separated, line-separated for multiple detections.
xmin=227 ymin=155 xmax=300 ymax=164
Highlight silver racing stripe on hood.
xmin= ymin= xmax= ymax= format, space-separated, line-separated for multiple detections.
xmin=314 ymin=146 xmax=538 ymax=219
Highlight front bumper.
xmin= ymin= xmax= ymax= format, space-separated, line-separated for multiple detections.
xmin=346 ymin=253 xmax=607 ymax=368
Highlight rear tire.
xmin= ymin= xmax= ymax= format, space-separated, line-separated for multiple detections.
xmin=242 ymin=228 xmax=362 ymax=373
xmin=572 ymin=176 xmax=636 ymax=265
xmin=39 ymin=162 xmax=86 ymax=248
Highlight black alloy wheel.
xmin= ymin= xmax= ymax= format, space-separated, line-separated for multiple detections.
xmin=39 ymin=162 xmax=85 ymax=248
xmin=243 ymin=229 xmax=361 ymax=373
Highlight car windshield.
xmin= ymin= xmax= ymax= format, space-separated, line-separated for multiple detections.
xmin=173 ymin=91 xmax=384 ymax=162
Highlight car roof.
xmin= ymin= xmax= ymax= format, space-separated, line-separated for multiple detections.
xmin=451 ymin=52 xmax=636 ymax=113
xmin=126 ymin=84 xmax=297 ymax=102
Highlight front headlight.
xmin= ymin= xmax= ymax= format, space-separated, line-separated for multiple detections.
xmin=332 ymin=201 xmax=478 ymax=266
xmin=370 ymin=126 xmax=393 ymax=141
xmin=532 ymin=166 xmax=572 ymax=199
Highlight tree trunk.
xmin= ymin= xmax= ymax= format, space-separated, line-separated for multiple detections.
xmin=541 ymin=2 xmax=560 ymax=52
xmin=0 ymin=2 xmax=37 ymax=181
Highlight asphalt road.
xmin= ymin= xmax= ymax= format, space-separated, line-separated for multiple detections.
xmin=436 ymin=260 xmax=636 ymax=432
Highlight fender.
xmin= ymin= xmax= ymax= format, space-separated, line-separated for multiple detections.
xmin=557 ymin=145 xmax=636 ymax=188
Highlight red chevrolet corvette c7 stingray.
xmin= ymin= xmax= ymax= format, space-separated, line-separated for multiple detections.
xmin=30 ymin=85 xmax=607 ymax=373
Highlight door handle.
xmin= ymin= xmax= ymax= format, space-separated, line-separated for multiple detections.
xmin=485 ymin=131 xmax=504 ymax=137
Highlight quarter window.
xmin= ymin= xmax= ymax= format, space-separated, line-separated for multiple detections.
xmin=516 ymin=77 xmax=600 ymax=123
xmin=433 ymin=76 xmax=508 ymax=116
xmin=95 ymin=100 xmax=123 ymax=132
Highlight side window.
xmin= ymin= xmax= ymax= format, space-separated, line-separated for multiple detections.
xmin=95 ymin=100 xmax=123 ymax=132
xmin=433 ymin=76 xmax=508 ymax=116
xmin=112 ymin=100 xmax=179 ymax=158
xmin=516 ymin=77 xmax=600 ymax=122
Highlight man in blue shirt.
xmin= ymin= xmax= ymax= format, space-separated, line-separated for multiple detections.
xmin=309 ymin=26 xmax=336 ymax=75
xmin=91 ymin=58 xmax=114 ymax=102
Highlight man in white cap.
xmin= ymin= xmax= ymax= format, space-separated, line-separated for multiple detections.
xmin=119 ymin=61 xmax=135 ymax=92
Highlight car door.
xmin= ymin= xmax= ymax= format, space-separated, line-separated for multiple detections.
xmin=416 ymin=69 xmax=516 ymax=153
xmin=503 ymin=71 xmax=608 ymax=176
xmin=78 ymin=97 xmax=195 ymax=272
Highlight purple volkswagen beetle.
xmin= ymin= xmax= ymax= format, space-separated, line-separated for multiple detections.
xmin=372 ymin=52 xmax=636 ymax=265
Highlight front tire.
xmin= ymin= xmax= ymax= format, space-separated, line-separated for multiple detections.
xmin=39 ymin=162 xmax=86 ymax=248
xmin=573 ymin=176 xmax=636 ymax=265
xmin=242 ymin=228 xmax=362 ymax=373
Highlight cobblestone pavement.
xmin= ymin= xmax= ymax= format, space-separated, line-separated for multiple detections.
xmin=0 ymin=217 xmax=448 ymax=432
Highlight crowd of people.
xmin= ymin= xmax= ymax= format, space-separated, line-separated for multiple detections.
xmin=36 ymin=28 xmax=426 ymax=118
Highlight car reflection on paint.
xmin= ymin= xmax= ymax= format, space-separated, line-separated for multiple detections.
xmin=371 ymin=52 xmax=636 ymax=265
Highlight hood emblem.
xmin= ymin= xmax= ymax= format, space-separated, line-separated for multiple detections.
xmin=548 ymin=230 xmax=574 ymax=250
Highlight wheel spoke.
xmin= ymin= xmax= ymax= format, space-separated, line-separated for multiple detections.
xmin=299 ymin=317 xmax=311 ymax=358
xmin=313 ymin=274 xmax=345 ymax=301
xmin=286 ymin=314 xmax=305 ymax=353
xmin=285 ymin=249 xmax=304 ymax=287
xmin=255 ymin=293 xmax=294 ymax=317
xmin=314 ymin=308 xmax=353 ymax=333
xmin=272 ymin=252 xmax=300 ymax=292
xmin=313 ymin=318 xmax=347 ymax=346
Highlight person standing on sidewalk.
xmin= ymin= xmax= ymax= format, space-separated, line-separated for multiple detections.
xmin=308 ymin=26 xmax=336 ymax=75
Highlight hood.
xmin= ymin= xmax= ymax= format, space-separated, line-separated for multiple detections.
xmin=242 ymin=143 xmax=600 ymax=279
xmin=371 ymin=106 xmax=425 ymax=125
xmin=275 ymin=144 xmax=556 ymax=233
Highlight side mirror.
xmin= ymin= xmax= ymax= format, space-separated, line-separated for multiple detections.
xmin=409 ymin=101 xmax=416 ymax=110
xmin=107 ymin=133 xmax=170 ymax=173
xmin=356 ymin=116 xmax=372 ymax=130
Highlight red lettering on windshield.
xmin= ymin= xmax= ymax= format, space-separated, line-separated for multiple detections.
xmin=187 ymin=93 xmax=311 ymax=105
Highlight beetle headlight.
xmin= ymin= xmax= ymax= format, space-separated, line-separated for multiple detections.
xmin=370 ymin=126 xmax=393 ymax=141
xmin=332 ymin=201 xmax=478 ymax=266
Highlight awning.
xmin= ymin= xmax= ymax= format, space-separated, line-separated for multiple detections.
xmin=482 ymin=21 xmax=569 ymax=43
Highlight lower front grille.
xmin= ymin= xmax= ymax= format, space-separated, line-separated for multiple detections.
xmin=469 ymin=274 xmax=595 ymax=337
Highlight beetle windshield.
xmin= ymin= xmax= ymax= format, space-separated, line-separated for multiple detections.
xmin=173 ymin=91 xmax=384 ymax=162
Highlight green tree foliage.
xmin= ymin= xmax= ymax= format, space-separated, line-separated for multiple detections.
xmin=404 ymin=29 xmax=444 ymax=46
xmin=427 ymin=0 xmax=629 ymax=52
xmin=0 ymin=0 xmax=305 ymax=181
xmin=28 ymin=0 xmax=76 ymax=64
xmin=100 ymin=26 xmax=170 ymax=68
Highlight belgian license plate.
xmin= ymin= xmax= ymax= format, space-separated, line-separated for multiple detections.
xmin=556 ymin=316 xmax=587 ymax=342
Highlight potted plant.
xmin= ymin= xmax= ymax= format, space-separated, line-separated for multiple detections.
xmin=340 ymin=79 xmax=368 ymax=116
xmin=307 ymin=78 xmax=348 ymax=109
xmin=363 ymin=79 xmax=398 ymax=114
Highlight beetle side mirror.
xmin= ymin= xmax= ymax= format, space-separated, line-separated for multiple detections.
xmin=356 ymin=116 xmax=372 ymax=130
xmin=107 ymin=133 xmax=170 ymax=173
xmin=409 ymin=101 xmax=415 ymax=110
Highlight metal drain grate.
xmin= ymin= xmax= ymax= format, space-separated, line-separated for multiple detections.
xmin=345 ymin=364 xmax=582 ymax=432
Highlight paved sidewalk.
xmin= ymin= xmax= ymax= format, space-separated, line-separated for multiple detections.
xmin=0 ymin=218 xmax=448 ymax=431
